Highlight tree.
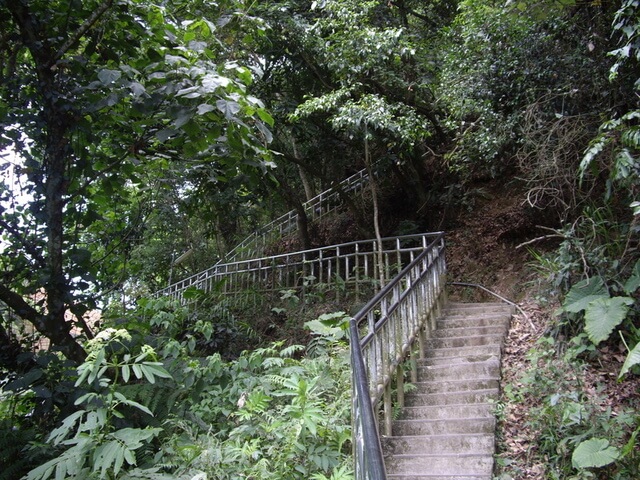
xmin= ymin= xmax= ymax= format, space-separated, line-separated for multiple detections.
xmin=0 ymin=0 xmax=274 ymax=363
xmin=248 ymin=0 xmax=456 ymax=243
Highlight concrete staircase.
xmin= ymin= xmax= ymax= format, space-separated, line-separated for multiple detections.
xmin=382 ymin=302 xmax=514 ymax=480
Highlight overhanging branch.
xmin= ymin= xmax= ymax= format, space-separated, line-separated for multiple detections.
xmin=0 ymin=282 xmax=46 ymax=332
xmin=48 ymin=0 xmax=114 ymax=67
xmin=0 ymin=282 xmax=87 ymax=363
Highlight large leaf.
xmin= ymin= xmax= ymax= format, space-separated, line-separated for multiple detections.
xmin=623 ymin=259 xmax=640 ymax=295
xmin=619 ymin=341 xmax=640 ymax=378
xmin=584 ymin=296 xmax=634 ymax=344
xmin=562 ymin=277 xmax=608 ymax=313
xmin=97 ymin=69 xmax=121 ymax=85
xmin=572 ymin=438 xmax=620 ymax=469
xmin=216 ymin=99 xmax=241 ymax=119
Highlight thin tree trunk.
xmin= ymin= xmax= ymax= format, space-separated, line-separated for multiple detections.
xmin=292 ymin=137 xmax=315 ymax=202
xmin=274 ymin=173 xmax=312 ymax=250
xmin=365 ymin=125 xmax=385 ymax=288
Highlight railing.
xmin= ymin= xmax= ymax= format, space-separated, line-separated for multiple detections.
xmin=220 ymin=168 xmax=370 ymax=263
xmin=349 ymin=232 xmax=447 ymax=480
xmin=155 ymin=233 xmax=436 ymax=305
xmin=154 ymin=230 xmax=447 ymax=479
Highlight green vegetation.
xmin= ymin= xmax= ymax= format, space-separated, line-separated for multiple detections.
xmin=2 ymin=301 xmax=352 ymax=479
xmin=1 ymin=0 xmax=639 ymax=478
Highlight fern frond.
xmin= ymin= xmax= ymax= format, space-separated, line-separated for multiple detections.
xmin=279 ymin=344 xmax=305 ymax=358
xmin=265 ymin=374 xmax=288 ymax=387
xmin=262 ymin=357 xmax=285 ymax=369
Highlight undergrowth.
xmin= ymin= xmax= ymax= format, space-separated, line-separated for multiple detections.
xmin=1 ymin=302 xmax=354 ymax=480
xmin=496 ymin=334 xmax=640 ymax=480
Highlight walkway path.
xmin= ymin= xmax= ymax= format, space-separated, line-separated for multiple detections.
xmin=382 ymin=302 xmax=514 ymax=479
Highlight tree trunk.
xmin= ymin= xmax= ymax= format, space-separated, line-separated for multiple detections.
xmin=0 ymin=283 xmax=87 ymax=363
xmin=5 ymin=1 xmax=87 ymax=364
xmin=273 ymin=173 xmax=312 ymax=250
xmin=365 ymin=126 xmax=386 ymax=288
xmin=292 ymin=137 xmax=315 ymax=202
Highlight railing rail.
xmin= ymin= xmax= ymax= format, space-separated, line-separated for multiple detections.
xmin=154 ymin=231 xmax=448 ymax=480
xmin=349 ymin=232 xmax=447 ymax=480
xmin=155 ymin=233 xmax=436 ymax=304
xmin=215 ymin=169 xmax=371 ymax=265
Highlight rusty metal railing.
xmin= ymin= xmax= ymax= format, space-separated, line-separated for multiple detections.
xmin=349 ymin=232 xmax=446 ymax=480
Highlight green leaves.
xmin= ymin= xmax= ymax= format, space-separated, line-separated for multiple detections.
xmin=583 ymin=296 xmax=634 ymax=345
xmin=97 ymin=69 xmax=122 ymax=85
xmin=201 ymin=340 xmax=352 ymax=479
xmin=561 ymin=277 xmax=634 ymax=345
xmin=561 ymin=270 xmax=639 ymax=379
xmin=92 ymin=427 xmax=162 ymax=477
xmin=572 ymin=438 xmax=620 ymax=469
xmin=294 ymin=90 xmax=430 ymax=146
xmin=562 ymin=277 xmax=608 ymax=314
xmin=27 ymin=339 xmax=172 ymax=480
xmin=217 ymin=99 xmax=242 ymax=119
xmin=623 ymin=259 xmax=640 ymax=295
xmin=619 ymin=342 xmax=640 ymax=378
xmin=0 ymin=0 xmax=275 ymax=360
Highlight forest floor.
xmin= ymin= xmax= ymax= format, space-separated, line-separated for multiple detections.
xmin=442 ymin=181 xmax=640 ymax=479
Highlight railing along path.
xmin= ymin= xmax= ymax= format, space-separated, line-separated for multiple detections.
xmin=349 ymin=232 xmax=446 ymax=480
xmin=156 ymin=233 xmax=433 ymax=306
xmin=219 ymin=168 xmax=370 ymax=264
xmin=158 ymin=231 xmax=446 ymax=480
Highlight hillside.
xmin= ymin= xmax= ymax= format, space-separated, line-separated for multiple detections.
xmin=2 ymin=1 xmax=640 ymax=479
xmin=439 ymin=185 xmax=640 ymax=479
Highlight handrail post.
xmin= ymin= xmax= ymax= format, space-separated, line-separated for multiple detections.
xmin=155 ymin=232 xmax=447 ymax=479
xmin=396 ymin=363 xmax=405 ymax=408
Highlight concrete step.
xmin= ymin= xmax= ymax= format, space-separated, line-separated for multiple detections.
xmin=417 ymin=359 xmax=500 ymax=381
xmin=437 ymin=314 xmax=511 ymax=330
xmin=385 ymin=453 xmax=494 ymax=477
xmin=387 ymin=476 xmax=491 ymax=480
xmin=382 ymin=302 xmax=510 ymax=480
xmin=433 ymin=325 xmax=508 ymax=338
xmin=417 ymin=346 xmax=502 ymax=368
xmin=411 ymin=378 xmax=499 ymax=394
xmin=404 ymin=389 xmax=499 ymax=407
xmin=382 ymin=433 xmax=494 ymax=456
xmin=422 ymin=344 xmax=503 ymax=361
xmin=393 ymin=417 xmax=495 ymax=436
xmin=445 ymin=302 xmax=514 ymax=315
xmin=399 ymin=403 xmax=494 ymax=421
xmin=425 ymin=334 xmax=505 ymax=349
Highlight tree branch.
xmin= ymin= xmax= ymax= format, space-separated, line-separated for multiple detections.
xmin=0 ymin=216 xmax=46 ymax=270
xmin=49 ymin=0 xmax=114 ymax=67
xmin=0 ymin=283 xmax=86 ymax=363
xmin=0 ymin=283 xmax=45 ymax=331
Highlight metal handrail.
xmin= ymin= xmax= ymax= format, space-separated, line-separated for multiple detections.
xmin=154 ymin=231 xmax=448 ymax=479
xmin=349 ymin=232 xmax=447 ymax=480
xmin=155 ymin=233 xmax=438 ymax=303
xmin=350 ymin=318 xmax=387 ymax=480
xmin=161 ymin=168 xmax=371 ymax=292
xmin=217 ymin=169 xmax=371 ymax=264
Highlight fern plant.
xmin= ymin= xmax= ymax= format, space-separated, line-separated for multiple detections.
xmin=186 ymin=324 xmax=353 ymax=480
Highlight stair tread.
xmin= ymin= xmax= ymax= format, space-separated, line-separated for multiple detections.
xmin=384 ymin=302 xmax=508 ymax=479
xmin=387 ymin=477 xmax=491 ymax=480
xmin=394 ymin=417 xmax=496 ymax=425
